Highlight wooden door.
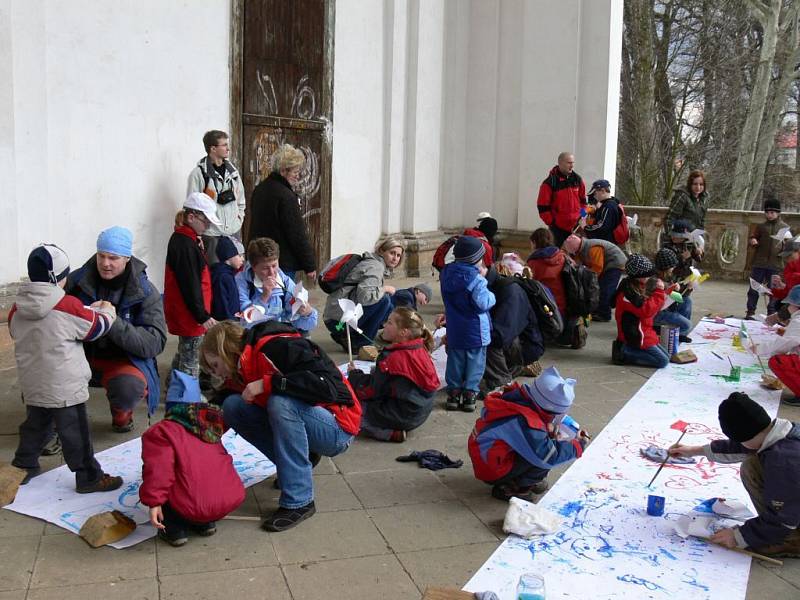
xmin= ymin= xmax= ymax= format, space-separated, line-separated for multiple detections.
xmin=232 ymin=0 xmax=333 ymax=266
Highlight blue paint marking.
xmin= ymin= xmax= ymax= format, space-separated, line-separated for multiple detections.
xmin=617 ymin=574 xmax=667 ymax=592
xmin=658 ymin=548 xmax=678 ymax=560
xmin=559 ymin=500 xmax=584 ymax=517
xmin=682 ymin=569 xmax=710 ymax=591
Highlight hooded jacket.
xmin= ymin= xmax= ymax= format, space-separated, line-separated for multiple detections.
xmin=186 ymin=157 xmax=246 ymax=237
xmin=164 ymin=225 xmax=212 ymax=336
xmin=323 ymin=252 xmax=388 ymax=321
xmin=485 ymin=268 xmax=544 ymax=363
xmin=614 ymin=278 xmax=666 ymax=349
xmin=66 ymin=256 xmax=166 ymax=414
xmin=236 ymin=263 xmax=318 ymax=332
xmin=536 ymin=166 xmax=587 ymax=233
xmin=8 ymin=282 xmax=116 ymax=408
xmin=585 ymin=197 xmax=622 ymax=243
xmin=440 ymin=261 xmax=496 ymax=349
xmin=348 ymin=339 xmax=439 ymax=431
xmin=750 ymin=218 xmax=790 ymax=271
xmin=211 ymin=262 xmax=240 ymax=321
xmin=526 ymin=247 xmax=567 ymax=313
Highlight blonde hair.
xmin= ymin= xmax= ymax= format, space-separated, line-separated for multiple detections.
xmin=199 ymin=321 xmax=246 ymax=385
xmin=495 ymin=262 xmax=533 ymax=279
xmin=174 ymin=210 xmax=185 ymax=227
xmin=391 ymin=307 xmax=434 ymax=352
xmin=271 ymin=144 xmax=305 ymax=174
xmin=375 ymin=236 xmax=406 ymax=267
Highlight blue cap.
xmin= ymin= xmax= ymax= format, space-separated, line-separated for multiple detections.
xmin=783 ymin=284 xmax=800 ymax=307
xmin=96 ymin=226 xmax=133 ymax=257
xmin=522 ymin=366 xmax=576 ymax=414
xmin=590 ymin=179 xmax=611 ymax=193
xmin=165 ymin=370 xmax=202 ymax=405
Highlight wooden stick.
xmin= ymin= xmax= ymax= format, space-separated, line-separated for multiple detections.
xmin=222 ymin=515 xmax=262 ymax=522
xmin=647 ymin=429 xmax=687 ymax=488
xmin=697 ymin=536 xmax=783 ymax=566
xmin=346 ymin=324 xmax=353 ymax=364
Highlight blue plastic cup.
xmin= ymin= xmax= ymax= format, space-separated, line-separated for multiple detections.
xmin=647 ymin=494 xmax=665 ymax=516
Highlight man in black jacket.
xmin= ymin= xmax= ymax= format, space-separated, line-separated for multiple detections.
xmin=249 ymin=144 xmax=317 ymax=281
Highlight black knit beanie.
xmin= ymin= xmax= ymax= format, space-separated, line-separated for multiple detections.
xmin=718 ymin=392 xmax=771 ymax=443
xmin=763 ymin=197 xmax=781 ymax=213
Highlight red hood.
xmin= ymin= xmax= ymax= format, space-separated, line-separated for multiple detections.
xmin=380 ymin=339 xmax=440 ymax=392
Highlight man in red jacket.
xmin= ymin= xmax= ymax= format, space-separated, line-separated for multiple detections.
xmin=536 ymin=152 xmax=587 ymax=247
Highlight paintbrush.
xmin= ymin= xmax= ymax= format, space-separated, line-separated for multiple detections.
xmin=711 ymin=351 xmax=724 ymax=360
xmin=647 ymin=429 xmax=687 ymax=488
xmin=727 ymin=356 xmax=734 ymax=370
xmin=697 ymin=536 xmax=783 ymax=566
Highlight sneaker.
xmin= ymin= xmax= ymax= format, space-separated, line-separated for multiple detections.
xmin=158 ymin=527 xmax=188 ymax=547
xmin=261 ymin=501 xmax=316 ymax=532
xmin=40 ymin=435 xmax=62 ymax=456
xmin=519 ymin=361 xmax=543 ymax=378
xmin=191 ymin=521 xmax=217 ymax=537
xmin=76 ymin=473 xmax=123 ymax=494
xmin=679 ymin=335 xmax=693 ymax=344
xmin=111 ymin=408 xmax=134 ymax=433
xmin=445 ymin=390 xmax=461 ymax=411
xmin=571 ymin=320 xmax=588 ymax=349
xmin=388 ymin=430 xmax=407 ymax=443
xmin=461 ymin=391 xmax=477 ymax=413
xmin=612 ymin=340 xmax=625 ymax=365
xmin=781 ymin=396 xmax=800 ymax=407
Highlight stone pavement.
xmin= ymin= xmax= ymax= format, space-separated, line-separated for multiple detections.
xmin=0 ymin=279 xmax=798 ymax=600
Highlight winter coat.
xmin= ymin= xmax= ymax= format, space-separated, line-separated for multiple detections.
xmin=66 ymin=256 xmax=166 ymax=414
xmin=164 ymin=225 xmax=212 ymax=337
xmin=440 ymin=262 xmax=496 ymax=349
xmin=486 ymin=269 xmax=544 ymax=363
xmin=323 ymin=252 xmax=388 ymax=321
xmin=753 ymin=310 xmax=800 ymax=357
xmin=703 ymin=419 xmax=800 ymax=548
xmin=211 ymin=262 xmax=240 ymax=321
xmin=186 ymin=157 xmax=246 ymax=237
xmin=8 ymin=282 xmax=116 ymax=408
xmin=140 ymin=409 xmax=245 ymax=523
xmin=772 ymin=258 xmax=800 ymax=301
xmin=536 ymin=166 xmax=587 ymax=233
xmin=462 ymin=228 xmax=494 ymax=266
xmin=614 ymin=278 xmax=666 ymax=349
xmin=526 ymin=247 xmax=567 ymax=313
xmin=584 ymin=197 xmax=622 ymax=243
xmin=235 ymin=264 xmax=318 ymax=333
xmin=392 ymin=288 xmax=418 ymax=310
xmin=237 ymin=321 xmax=362 ymax=435
xmin=664 ymin=188 xmax=709 ymax=233
xmin=750 ymin=218 xmax=790 ymax=270
xmin=468 ymin=383 xmax=584 ymax=483
xmin=577 ymin=239 xmax=627 ymax=275
xmin=348 ymin=339 xmax=439 ymax=431
xmin=248 ymin=172 xmax=317 ymax=273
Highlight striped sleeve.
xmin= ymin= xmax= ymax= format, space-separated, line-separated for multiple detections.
xmin=54 ymin=295 xmax=114 ymax=341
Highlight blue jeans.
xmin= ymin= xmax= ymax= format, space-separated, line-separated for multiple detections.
xmin=622 ymin=344 xmax=670 ymax=368
xmin=653 ymin=295 xmax=693 ymax=336
xmin=747 ymin=267 xmax=779 ymax=313
xmin=325 ymin=294 xmax=393 ymax=349
xmin=596 ymin=269 xmax=623 ymax=320
xmin=446 ymin=346 xmax=487 ymax=392
xmin=222 ymin=394 xmax=353 ymax=508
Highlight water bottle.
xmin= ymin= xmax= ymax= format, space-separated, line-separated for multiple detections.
xmin=559 ymin=415 xmax=580 ymax=440
xmin=517 ymin=573 xmax=546 ymax=600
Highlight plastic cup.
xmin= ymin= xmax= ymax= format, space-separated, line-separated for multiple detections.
xmin=647 ymin=494 xmax=665 ymax=516
xmin=517 ymin=573 xmax=546 ymax=600
xmin=729 ymin=366 xmax=741 ymax=382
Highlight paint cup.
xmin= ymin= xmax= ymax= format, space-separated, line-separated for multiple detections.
xmin=647 ymin=494 xmax=665 ymax=516
xmin=729 ymin=366 xmax=741 ymax=382
xmin=517 ymin=573 xmax=546 ymax=600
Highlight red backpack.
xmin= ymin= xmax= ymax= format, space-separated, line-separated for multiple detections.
xmin=432 ymin=235 xmax=459 ymax=272
xmin=613 ymin=202 xmax=630 ymax=245
xmin=318 ymin=253 xmax=363 ymax=293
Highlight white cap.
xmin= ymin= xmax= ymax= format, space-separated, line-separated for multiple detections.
xmin=184 ymin=192 xmax=223 ymax=228
xmin=477 ymin=211 xmax=492 ymax=221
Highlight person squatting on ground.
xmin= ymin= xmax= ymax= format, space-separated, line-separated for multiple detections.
xmin=164 ymin=193 xmax=221 ymax=378
xmin=201 ymin=320 xmax=360 ymax=532
xmin=536 ymin=151 xmax=587 ymax=247
xmin=669 ymin=392 xmax=800 ymax=558
xmin=66 ymin=226 xmax=167 ymax=433
xmin=562 ymin=234 xmax=626 ymax=323
xmin=347 ymin=308 xmax=439 ymax=443
xmin=140 ymin=370 xmax=245 ymax=547
xmin=323 ymin=237 xmax=405 ymax=352
xmin=468 ymin=366 xmax=589 ymax=502
xmin=770 ymin=240 xmax=800 ymax=306
xmin=746 ymin=198 xmax=789 ymax=319
xmin=236 ymin=237 xmax=317 ymax=333
xmin=440 ymin=236 xmax=496 ymax=412
xmin=612 ymin=254 xmax=670 ymax=369
xmin=391 ymin=282 xmax=433 ymax=312
xmin=653 ymin=247 xmax=694 ymax=343
xmin=210 ymin=236 xmax=245 ymax=322
xmin=10 ymin=244 xmax=123 ymax=493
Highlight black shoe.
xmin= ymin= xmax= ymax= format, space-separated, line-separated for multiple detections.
xmin=445 ymin=390 xmax=461 ymax=411
xmin=679 ymin=335 xmax=692 ymax=344
xmin=76 ymin=473 xmax=123 ymax=494
xmin=491 ymin=484 xmax=535 ymax=502
xmin=191 ymin=521 xmax=216 ymax=537
xmin=261 ymin=502 xmax=316 ymax=532
xmin=612 ymin=340 xmax=625 ymax=365
xmin=744 ymin=311 xmax=756 ymax=321
xmin=781 ymin=396 xmax=800 ymax=407
xmin=40 ymin=435 xmax=62 ymax=456
xmin=461 ymin=391 xmax=477 ymax=412
xmin=158 ymin=527 xmax=188 ymax=547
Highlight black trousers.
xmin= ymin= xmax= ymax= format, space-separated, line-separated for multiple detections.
xmin=13 ymin=403 xmax=103 ymax=487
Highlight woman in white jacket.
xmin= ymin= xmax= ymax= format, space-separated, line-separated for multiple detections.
xmin=752 ymin=285 xmax=800 ymax=407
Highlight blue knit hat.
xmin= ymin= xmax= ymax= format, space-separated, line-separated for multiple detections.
xmin=522 ymin=366 xmax=576 ymax=414
xmin=216 ymin=236 xmax=240 ymax=262
xmin=783 ymin=284 xmax=800 ymax=307
xmin=96 ymin=226 xmax=133 ymax=257
xmin=27 ymin=244 xmax=70 ymax=284
xmin=165 ymin=370 xmax=202 ymax=407
xmin=453 ymin=236 xmax=485 ymax=264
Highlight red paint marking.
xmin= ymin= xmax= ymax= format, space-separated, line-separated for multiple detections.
xmin=671 ymin=420 xmax=689 ymax=432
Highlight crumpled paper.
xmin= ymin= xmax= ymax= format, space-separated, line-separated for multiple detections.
xmin=674 ymin=514 xmax=715 ymax=539
xmin=502 ymin=496 xmax=562 ymax=538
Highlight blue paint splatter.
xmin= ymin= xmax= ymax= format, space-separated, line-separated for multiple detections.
xmin=682 ymin=568 xmax=710 ymax=591
xmin=617 ymin=574 xmax=667 ymax=592
xmin=658 ymin=548 xmax=678 ymax=560
xmin=559 ymin=500 xmax=584 ymax=517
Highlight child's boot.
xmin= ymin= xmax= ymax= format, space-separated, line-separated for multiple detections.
xmin=461 ymin=391 xmax=477 ymax=412
xmin=446 ymin=389 xmax=461 ymax=411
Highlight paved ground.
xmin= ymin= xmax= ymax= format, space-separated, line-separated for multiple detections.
xmin=0 ymin=279 xmax=798 ymax=599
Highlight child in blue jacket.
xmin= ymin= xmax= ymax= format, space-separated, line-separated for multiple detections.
xmin=440 ymin=236 xmax=496 ymax=412
xmin=210 ymin=236 xmax=244 ymax=321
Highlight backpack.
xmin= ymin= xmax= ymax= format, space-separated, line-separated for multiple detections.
xmin=612 ymin=202 xmax=630 ymax=245
xmin=503 ymin=274 xmax=564 ymax=340
xmin=432 ymin=235 xmax=459 ymax=272
xmin=319 ymin=253 xmax=363 ymax=294
xmin=562 ymin=260 xmax=599 ymax=317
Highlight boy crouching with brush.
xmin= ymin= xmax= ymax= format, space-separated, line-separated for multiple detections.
xmin=669 ymin=392 xmax=800 ymax=558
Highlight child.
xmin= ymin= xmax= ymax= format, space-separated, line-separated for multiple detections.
xmin=661 ymin=219 xmax=703 ymax=280
xmin=746 ymin=198 xmax=789 ymax=319
xmin=236 ymin=237 xmax=317 ymax=333
xmin=562 ymin=233 xmax=626 ymax=323
xmin=391 ymin=283 xmax=433 ymax=310
xmin=347 ymin=308 xmax=439 ymax=442
xmin=164 ymin=192 xmax=222 ymax=377
xmin=10 ymin=244 xmax=123 ymax=493
xmin=468 ymin=366 xmax=589 ymax=501
xmin=770 ymin=240 xmax=800 ymax=305
xmin=669 ymin=392 xmax=800 ymax=557
xmin=653 ymin=247 xmax=693 ymax=343
xmin=612 ymin=254 xmax=669 ymax=368
xmin=751 ymin=284 xmax=800 ymax=407
xmin=440 ymin=236 xmax=496 ymax=412
xmin=583 ymin=178 xmax=622 ymax=245
xmin=211 ymin=236 xmax=245 ymax=321
xmin=140 ymin=370 xmax=245 ymax=547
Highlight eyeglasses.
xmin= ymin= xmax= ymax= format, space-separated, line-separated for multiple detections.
xmin=214 ymin=143 xmax=230 ymax=148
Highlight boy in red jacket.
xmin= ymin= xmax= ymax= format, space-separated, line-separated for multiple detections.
xmin=164 ymin=193 xmax=222 ymax=378
xmin=771 ymin=241 xmax=800 ymax=303
xmin=140 ymin=370 xmax=245 ymax=547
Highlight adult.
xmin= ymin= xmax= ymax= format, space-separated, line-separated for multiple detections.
xmin=248 ymin=144 xmax=317 ymax=281
xmin=201 ymin=321 xmax=359 ymax=531
xmin=583 ymin=179 xmax=622 ymax=245
xmin=66 ymin=226 xmax=167 ymax=432
xmin=562 ymin=234 xmax=626 ymax=323
xmin=664 ymin=169 xmax=709 ymax=235
xmin=323 ymin=236 xmax=405 ymax=351
xmin=536 ymin=152 xmax=587 ymax=247
xmin=187 ymin=130 xmax=246 ymax=264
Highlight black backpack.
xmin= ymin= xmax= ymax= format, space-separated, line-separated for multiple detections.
xmin=501 ymin=274 xmax=564 ymax=340
xmin=562 ymin=260 xmax=600 ymax=318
